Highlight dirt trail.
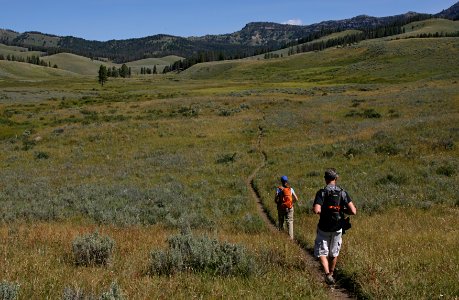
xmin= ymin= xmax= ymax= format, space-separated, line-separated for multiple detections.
xmin=246 ymin=126 xmax=354 ymax=300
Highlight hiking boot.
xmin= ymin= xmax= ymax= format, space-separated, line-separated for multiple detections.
xmin=325 ymin=273 xmax=335 ymax=285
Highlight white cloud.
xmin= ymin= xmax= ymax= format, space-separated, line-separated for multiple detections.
xmin=283 ymin=19 xmax=303 ymax=26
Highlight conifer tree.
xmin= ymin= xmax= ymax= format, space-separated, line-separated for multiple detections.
xmin=98 ymin=65 xmax=108 ymax=86
xmin=119 ymin=64 xmax=129 ymax=78
xmin=111 ymin=66 xmax=119 ymax=78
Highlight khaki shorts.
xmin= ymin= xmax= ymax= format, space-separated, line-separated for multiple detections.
xmin=314 ymin=227 xmax=342 ymax=258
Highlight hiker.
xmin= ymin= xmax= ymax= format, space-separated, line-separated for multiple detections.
xmin=274 ymin=175 xmax=299 ymax=239
xmin=313 ymin=168 xmax=356 ymax=285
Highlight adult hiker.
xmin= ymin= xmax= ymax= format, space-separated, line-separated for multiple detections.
xmin=313 ymin=168 xmax=357 ymax=285
xmin=274 ymin=175 xmax=299 ymax=239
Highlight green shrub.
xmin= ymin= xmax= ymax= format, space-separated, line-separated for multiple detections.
xmin=345 ymin=110 xmax=360 ymax=117
xmin=175 ymin=106 xmax=199 ymax=117
xmin=360 ymin=201 xmax=383 ymax=214
xmin=434 ymin=138 xmax=454 ymax=150
xmin=34 ymin=151 xmax=49 ymax=160
xmin=345 ymin=108 xmax=381 ymax=118
xmin=239 ymin=103 xmax=250 ymax=110
xmin=306 ymin=170 xmax=321 ymax=177
xmin=388 ymin=109 xmax=401 ymax=118
xmin=345 ymin=147 xmax=363 ymax=158
xmin=322 ymin=151 xmax=334 ymax=158
xmin=374 ymin=143 xmax=401 ymax=155
xmin=218 ymin=107 xmax=241 ymax=116
xmin=436 ymin=165 xmax=455 ymax=177
xmin=376 ymin=173 xmax=408 ymax=185
xmin=72 ymin=232 xmax=115 ymax=266
xmin=351 ymin=99 xmax=365 ymax=107
xmin=216 ymin=153 xmax=237 ymax=164
xmin=0 ymin=281 xmax=19 ymax=300
xmin=363 ymin=108 xmax=381 ymax=118
xmin=148 ymin=232 xmax=255 ymax=276
xmin=372 ymin=131 xmax=389 ymax=141
xmin=21 ymin=138 xmax=35 ymax=151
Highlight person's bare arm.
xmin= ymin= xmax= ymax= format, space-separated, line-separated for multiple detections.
xmin=292 ymin=192 xmax=299 ymax=203
xmin=313 ymin=204 xmax=321 ymax=214
xmin=346 ymin=202 xmax=357 ymax=215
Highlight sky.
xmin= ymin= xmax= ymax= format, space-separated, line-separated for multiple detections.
xmin=0 ymin=0 xmax=457 ymax=41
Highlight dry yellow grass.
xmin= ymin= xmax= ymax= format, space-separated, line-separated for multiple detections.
xmin=0 ymin=221 xmax=328 ymax=299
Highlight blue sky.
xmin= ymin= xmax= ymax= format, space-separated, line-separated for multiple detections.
xmin=0 ymin=0 xmax=457 ymax=41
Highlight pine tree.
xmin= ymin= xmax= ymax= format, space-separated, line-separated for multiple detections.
xmin=119 ymin=64 xmax=129 ymax=78
xmin=153 ymin=65 xmax=157 ymax=74
xmin=111 ymin=66 xmax=119 ymax=78
xmin=98 ymin=65 xmax=108 ymax=86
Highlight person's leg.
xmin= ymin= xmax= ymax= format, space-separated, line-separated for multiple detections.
xmin=315 ymin=229 xmax=331 ymax=273
xmin=277 ymin=209 xmax=284 ymax=230
xmin=319 ymin=255 xmax=330 ymax=274
xmin=328 ymin=256 xmax=338 ymax=275
xmin=328 ymin=230 xmax=342 ymax=277
xmin=286 ymin=207 xmax=294 ymax=239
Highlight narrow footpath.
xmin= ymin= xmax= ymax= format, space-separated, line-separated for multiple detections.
xmin=246 ymin=125 xmax=354 ymax=300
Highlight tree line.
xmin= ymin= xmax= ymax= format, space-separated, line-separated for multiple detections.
xmin=98 ymin=64 xmax=131 ymax=86
xmin=287 ymin=25 xmax=405 ymax=56
xmin=403 ymin=31 xmax=459 ymax=39
xmin=140 ymin=66 xmax=157 ymax=74
xmin=0 ymin=53 xmax=58 ymax=68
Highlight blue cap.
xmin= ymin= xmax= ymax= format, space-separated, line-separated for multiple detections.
xmin=280 ymin=175 xmax=288 ymax=182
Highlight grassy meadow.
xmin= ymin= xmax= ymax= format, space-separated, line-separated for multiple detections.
xmin=0 ymin=24 xmax=458 ymax=299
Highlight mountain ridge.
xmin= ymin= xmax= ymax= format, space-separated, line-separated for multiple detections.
xmin=1 ymin=2 xmax=458 ymax=62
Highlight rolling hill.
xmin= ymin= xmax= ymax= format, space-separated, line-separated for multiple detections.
xmin=181 ymin=35 xmax=459 ymax=83
xmin=399 ymin=18 xmax=459 ymax=37
xmin=126 ymin=55 xmax=184 ymax=67
xmin=0 ymin=60 xmax=78 ymax=80
xmin=39 ymin=53 xmax=117 ymax=76
xmin=0 ymin=43 xmax=44 ymax=60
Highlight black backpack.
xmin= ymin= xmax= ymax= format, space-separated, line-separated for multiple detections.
xmin=319 ymin=187 xmax=351 ymax=232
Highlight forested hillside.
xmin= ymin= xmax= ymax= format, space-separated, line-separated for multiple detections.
xmin=1 ymin=2 xmax=458 ymax=62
